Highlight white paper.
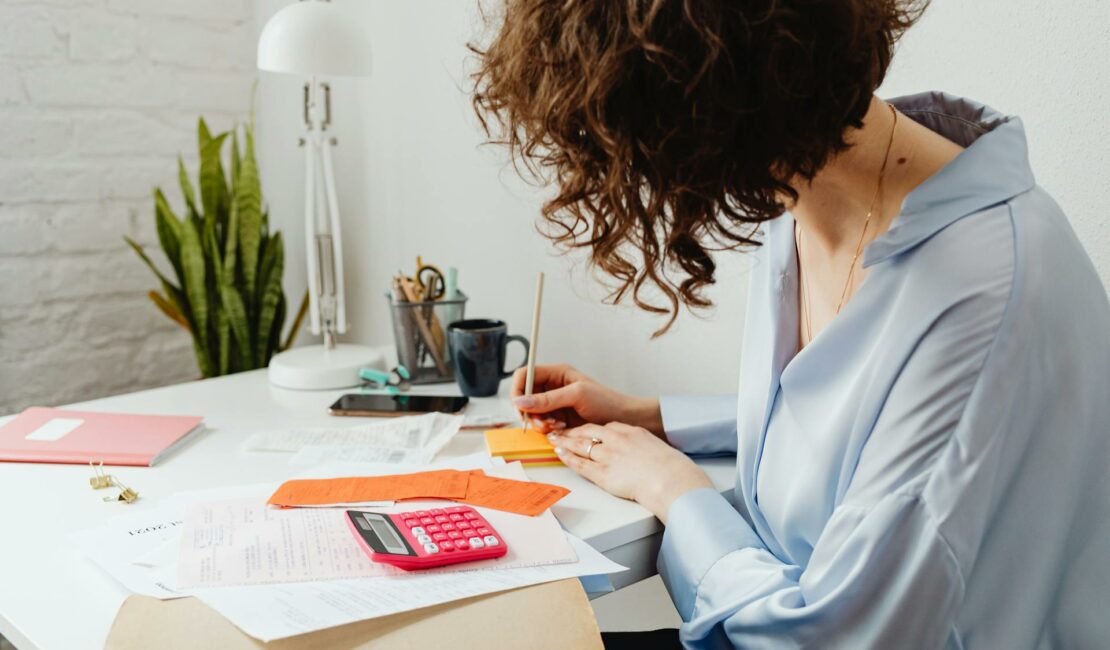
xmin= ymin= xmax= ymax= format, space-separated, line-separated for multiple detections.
xmin=71 ymin=483 xmax=278 ymax=600
xmin=176 ymin=464 xmax=575 ymax=589
xmin=70 ymin=503 xmax=190 ymax=599
xmin=132 ymin=537 xmax=179 ymax=569
xmin=290 ymin=452 xmax=496 ymax=480
xmin=243 ymin=413 xmax=462 ymax=464
xmin=460 ymin=413 xmax=518 ymax=430
xmin=70 ymin=456 xmax=514 ymax=603
xmin=288 ymin=445 xmax=426 ymax=466
xmin=193 ymin=534 xmax=626 ymax=642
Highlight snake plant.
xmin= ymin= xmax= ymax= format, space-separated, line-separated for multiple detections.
xmin=126 ymin=117 xmax=307 ymax=378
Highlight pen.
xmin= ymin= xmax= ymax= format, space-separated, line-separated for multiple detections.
xmin=521 ymin=272 xmax=544 ymax=432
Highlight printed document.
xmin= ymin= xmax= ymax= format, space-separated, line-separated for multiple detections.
xmin=192 ymin=534 xmax=625 ymax=642
xmin=176 ymin=464 xmax=577 ymax=589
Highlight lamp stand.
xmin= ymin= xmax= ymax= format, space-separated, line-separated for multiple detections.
xmin=268 ymin=77 xmax=382 ymax=390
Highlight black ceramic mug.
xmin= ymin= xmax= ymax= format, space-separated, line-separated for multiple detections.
xmin=447 ymin=319 xmax=530 ymax=397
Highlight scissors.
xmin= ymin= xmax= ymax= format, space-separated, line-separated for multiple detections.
xmin=414 ymin=258 xmax=446 ymax=302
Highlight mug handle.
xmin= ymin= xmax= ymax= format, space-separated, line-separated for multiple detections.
xmin=500 ymin=335 xmax=530 ymax=378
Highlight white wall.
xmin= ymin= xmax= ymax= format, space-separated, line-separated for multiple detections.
xmin=0 ymin=0 xmax=257 ymax=415
xmin=257 ymin=0 xmax=749 ymax=400
xmin=256 ymin=0 xmax=1109 ymax=404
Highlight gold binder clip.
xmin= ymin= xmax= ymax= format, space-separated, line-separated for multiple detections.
xmin=103 ymin=477 xmax=139 ymax=504
xmin=89 ymin=461 xmax=113 ymax=489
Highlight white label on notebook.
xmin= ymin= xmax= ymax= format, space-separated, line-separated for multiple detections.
xmin=25 ymin=417 xmax=84 ymax=442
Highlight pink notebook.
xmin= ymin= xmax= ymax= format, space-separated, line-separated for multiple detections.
xmin=0 ymin=407 xmax=204 ymax=466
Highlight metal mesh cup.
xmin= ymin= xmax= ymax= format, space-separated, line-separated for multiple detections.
xmin=386 ymin=292 xmax=467 ymax=384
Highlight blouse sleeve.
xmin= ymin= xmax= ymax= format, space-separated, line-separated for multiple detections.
xmin=658 ymin=395 xmax=738 ymax=455
xmin=657 ymin=245 xmax=1015 ymax=648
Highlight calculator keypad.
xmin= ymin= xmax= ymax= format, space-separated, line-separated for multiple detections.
xmin=355 ymin=505 xmax=507 ymax=570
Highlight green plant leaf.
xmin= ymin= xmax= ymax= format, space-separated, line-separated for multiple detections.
xmin=153 ymin=189 xmax=184 ymax=284
xmin=148 ymin=290 xmax=190 ymax=331
xmin=236 ymin=123 xmax=263 ymax=296
xmin=199 ymin=132 xmax=229 ymax=229
xmin=177 ymin=156 xmax=199 ymax=220
xmin=192 ymin=337 xmax=214 ymax=378
xmin=230 ymin=127 xmax=241 ymax=189
xmin=160 ymin=279 xmax=195 ymax=332
xmin=124 ymin=236 xmax=177 ymax=291
xmin=255 ymin=233 xmax=284 ymax=365
xmin=198 ymin=117 xmax=213 ymax=151
xmin=267 ymin=292 xmax=286 ymax=361
xmin=223 ymin=198 xmax=239 ymax=282
xmin=219 ymin=281 xmax=253 ymax=369
xmin=179 ymin=218 xmax=208 ymax=352
xmin=202 ymin=216 xmax=222 ymax=284
xmin=216 ymin=307 xmax=230 ymax=375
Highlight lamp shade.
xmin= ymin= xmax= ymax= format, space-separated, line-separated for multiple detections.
xmin=257 ymin=1 xmax=371 ymax=77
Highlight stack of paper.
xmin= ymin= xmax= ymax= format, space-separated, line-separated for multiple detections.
xmin=70 ymin=454 xmax=626 ymax=643
xmin=484 ymin=428 xmax=563 ymax=467
xmin=176 ymin=467 xmax=578 ymax=589
xmin=243 ymin=412 xmax=462 ymax=465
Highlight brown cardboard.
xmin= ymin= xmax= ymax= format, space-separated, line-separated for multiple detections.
xmin=105 ymin=578 xmax=602 ymax=649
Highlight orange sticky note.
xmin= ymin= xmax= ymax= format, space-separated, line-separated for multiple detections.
xmin=455 ymin=470 xmax=570 ymax=516
xmin=267 ymin=469 xmax=470 ymax=507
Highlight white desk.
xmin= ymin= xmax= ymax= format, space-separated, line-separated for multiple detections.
xmin=0 ymin=370 xmax=736 ymax=650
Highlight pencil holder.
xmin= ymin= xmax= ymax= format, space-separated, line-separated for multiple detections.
xmin=386 ymin=292 xmax=467 ymax=384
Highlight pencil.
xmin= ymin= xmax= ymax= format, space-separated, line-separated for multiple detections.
xmin=521 ymin=272 xmax=544 ymax=431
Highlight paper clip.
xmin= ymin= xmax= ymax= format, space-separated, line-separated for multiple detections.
xmin=89 ymin=460 xmax=139 ymax=503
xmin=89 ymin=460 xmax=113 ymax=489
xmin=103 ymin=477 xmax=139 ymax=504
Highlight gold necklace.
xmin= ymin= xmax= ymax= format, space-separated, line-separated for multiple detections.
xmin=797 ymin=104 xmax=898 ymax=344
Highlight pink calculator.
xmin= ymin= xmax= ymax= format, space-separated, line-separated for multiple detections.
xmin=346 ymin=506 xmax=508 ymax=570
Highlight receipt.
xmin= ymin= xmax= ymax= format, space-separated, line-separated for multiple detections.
xmin=288 ymin=446 xmax=425 ymax=466
xmin=243 ymin=413 xmax=462 ymax=464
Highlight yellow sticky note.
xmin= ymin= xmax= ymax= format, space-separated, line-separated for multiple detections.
xmin=484 ymin=428 xmax=558 ymax=456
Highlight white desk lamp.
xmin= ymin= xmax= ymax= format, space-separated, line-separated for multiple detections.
xmin=259 ymin=0 xmax=383 ymax=389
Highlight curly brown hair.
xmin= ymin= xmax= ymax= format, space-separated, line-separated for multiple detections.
xmin=471 ymin=0 xmax=927 ymax=334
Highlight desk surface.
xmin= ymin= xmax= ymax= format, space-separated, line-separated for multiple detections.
xmin=0 ymin=370 xmax=735 ymax=650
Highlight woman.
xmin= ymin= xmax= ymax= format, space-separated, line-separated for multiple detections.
xmin=473 ymin=1 xmax=1110 ymax=648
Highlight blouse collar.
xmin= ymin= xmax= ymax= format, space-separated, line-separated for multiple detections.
xmin=862 ymin=92 xmax=1037 ymax=267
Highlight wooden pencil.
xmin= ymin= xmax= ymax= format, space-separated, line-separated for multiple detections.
xmin=521 ymin=272 xmax=544 ymax=431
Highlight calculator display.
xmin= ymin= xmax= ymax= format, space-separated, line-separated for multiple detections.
xmin=356 ymin=513 xmax=413 ymax=555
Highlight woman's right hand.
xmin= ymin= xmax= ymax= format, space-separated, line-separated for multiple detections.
xmin=509 ymin=364 xmax=664 ymax=436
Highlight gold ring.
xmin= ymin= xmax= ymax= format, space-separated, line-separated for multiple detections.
xmin=586 ymin=437 xmax=603 ymax=460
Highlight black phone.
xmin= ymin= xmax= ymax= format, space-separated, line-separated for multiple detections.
xmin=328 ymin=393 xmax=469 ymax=417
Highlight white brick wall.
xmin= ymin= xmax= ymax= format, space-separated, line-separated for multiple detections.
xmin=0 ymin=0 xmax=256 ymax=415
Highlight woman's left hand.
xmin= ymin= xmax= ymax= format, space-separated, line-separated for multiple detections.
xmin=549 ymin=422 xmax=713 ymax=523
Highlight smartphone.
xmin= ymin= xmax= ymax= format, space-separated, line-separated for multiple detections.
xmin=328 ymin=393 xmax=469 ymax=417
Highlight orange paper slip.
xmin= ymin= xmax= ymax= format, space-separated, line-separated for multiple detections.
xmin=268 ymin=469 xmax=470 ymax=507
xmin=458 ymin=470 xmax=570 ymax=517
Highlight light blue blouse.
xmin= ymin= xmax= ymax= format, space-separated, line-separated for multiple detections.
xmin=657 ymin=92 xmax=1110 ymax=649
